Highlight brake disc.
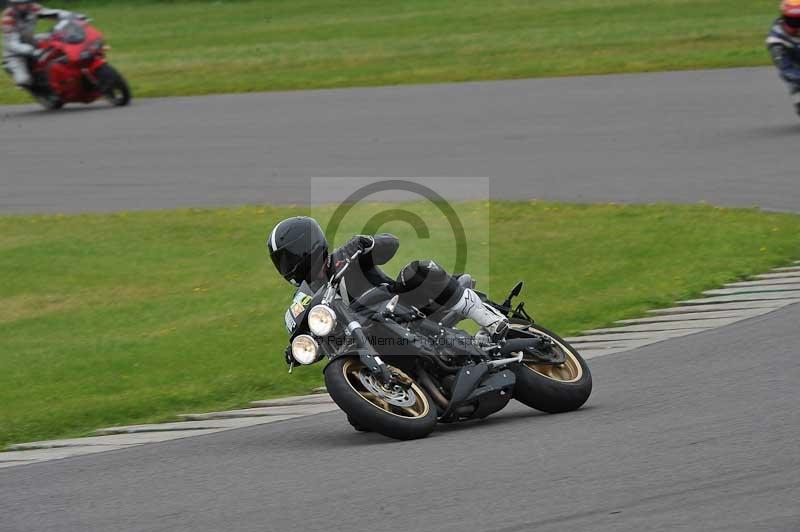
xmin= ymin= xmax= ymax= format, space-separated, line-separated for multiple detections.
xmin=357 ymin=370 xmax=418 ymax=407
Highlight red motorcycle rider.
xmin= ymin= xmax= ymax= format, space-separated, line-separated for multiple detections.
xmin=768 ymin=0 xmax=800 ymax=115
xmin=2 ymin=0 xmax=82 ymax=88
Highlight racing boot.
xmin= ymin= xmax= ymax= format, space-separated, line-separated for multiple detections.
xmin=450 ymin=288 xmax=509 ymax=343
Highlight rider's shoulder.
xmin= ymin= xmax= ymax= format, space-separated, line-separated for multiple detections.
xmin=767 ymin=19 xmax=797 ymax=46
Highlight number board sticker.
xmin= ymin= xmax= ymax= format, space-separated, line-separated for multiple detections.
xmin=291 ymin=292 xmax=313 ymax=318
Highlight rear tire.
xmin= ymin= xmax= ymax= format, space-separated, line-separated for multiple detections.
xmin=510 ymin=324 xmax=592 ymax=413
xmin=95 ymin=64 xmax=131 ymax=107
xmin=325 ymin=357 xmax=437 ymax=440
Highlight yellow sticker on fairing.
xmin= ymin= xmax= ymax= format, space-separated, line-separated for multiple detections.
xmin=290 ymin=292 xmax=312 ymax=318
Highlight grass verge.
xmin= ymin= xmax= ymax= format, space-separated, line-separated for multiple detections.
xmin=0 ymin=0 xmax=778 ymax=104
xmin=1 ymin=201 xmax=799 ymax=448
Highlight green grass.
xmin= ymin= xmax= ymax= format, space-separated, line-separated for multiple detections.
xmin=0 ymin=0 xmax=778 ymax=104
xmin=1 ymin=201 xmax=799 ymax=448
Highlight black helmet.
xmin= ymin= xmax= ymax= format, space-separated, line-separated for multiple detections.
xmin=267 ymin=217 xmax=328 ymax=285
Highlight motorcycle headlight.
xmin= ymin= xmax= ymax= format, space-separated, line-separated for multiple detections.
xmin=291 ymin=334 xmax=320 ymax=365
xmin=308 ymin=305 xmax=337 ymax=336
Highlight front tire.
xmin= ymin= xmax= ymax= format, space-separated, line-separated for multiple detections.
xmin=325 ymin=357 xmax=437 ymax=440
xmin=510 ymin=324 xmax=592 ymax=413
xmin=347 ymin=416 xmax=372 ymax=432
xmin=95 ymin=64 xmax=131 ymax=107
xmin=30 ymin=88 xmax=63 ymax=110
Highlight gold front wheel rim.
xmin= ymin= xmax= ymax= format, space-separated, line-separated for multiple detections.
xmin=341 ymin=359 xmax=431 ymax=419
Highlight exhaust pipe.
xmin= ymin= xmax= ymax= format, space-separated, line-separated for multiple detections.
xmin=415 ymin=368 xmax=449 ymax=411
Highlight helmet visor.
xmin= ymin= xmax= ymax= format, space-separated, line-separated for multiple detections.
xmin=270 ymin=244 xmax=304 ymax=282
xmin=786 ymin=16 xmax=800 ymax=28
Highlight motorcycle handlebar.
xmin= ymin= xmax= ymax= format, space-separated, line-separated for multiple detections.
xmin=331 ymin=249 xmax=362 ymax=283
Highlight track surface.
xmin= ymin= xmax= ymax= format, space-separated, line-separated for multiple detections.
xmin=1 ymin=67 xmax=800 ymax=213
xmin=1 ymin=68 xmax=800 ymax=531
xmin=1 ymin=305 xmax=798 ymax=532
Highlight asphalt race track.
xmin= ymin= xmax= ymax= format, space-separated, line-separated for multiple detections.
xmin=1 ymin=67 xmax=800 ymax=213
xmin=1 ymin=305 xmax=799 ymax=532
xmin=1 ymin=68 xmax=799 ymax=531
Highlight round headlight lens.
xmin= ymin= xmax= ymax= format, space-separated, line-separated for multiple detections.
xmin=291 ymin=334 xmax=319 ymax=365
xmin=308 ymin=305 xmax=337 ymax=336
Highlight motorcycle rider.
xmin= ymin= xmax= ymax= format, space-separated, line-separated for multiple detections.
xmin=2 ymin=0 xmax=79 ymax=88
xmin=267 ymin=216 xmax=509 ymax=342
xmin=767 ymin=0 xmax=800 ymax=115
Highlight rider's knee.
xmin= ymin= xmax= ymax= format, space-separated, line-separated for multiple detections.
xmin=396 ymin=260 xmax=463 ymax=310
xmin=398 ymin=260 xmax=447 ymax=288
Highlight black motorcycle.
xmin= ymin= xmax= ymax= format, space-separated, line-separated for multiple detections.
xmin=284 ymin=251 xmax=592 ymax=440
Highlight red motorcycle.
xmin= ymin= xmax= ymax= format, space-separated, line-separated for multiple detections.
xmin=28 ymin=15 xmax=130 ymax=110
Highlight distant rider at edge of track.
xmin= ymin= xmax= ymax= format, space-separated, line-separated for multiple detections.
xmin=2 ymin=0 xmax=83 ymax=89
xmin=767 ymin=0 xmax=800 ymax=116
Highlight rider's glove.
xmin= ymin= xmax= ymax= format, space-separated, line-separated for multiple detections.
xmin=341 ymin=235 xmax=375 ymax=258
xmin=330 ymin=235 xmax=374 ymax=273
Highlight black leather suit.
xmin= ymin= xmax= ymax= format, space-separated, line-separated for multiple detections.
xmin=328 ymin=233 xmax=464 ymax=313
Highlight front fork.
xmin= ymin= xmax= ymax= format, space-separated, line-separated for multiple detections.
xmin=82 ymin=57 xmax=107 ymax=88
xmin=332 ymin=299 xmax=393 ymax=383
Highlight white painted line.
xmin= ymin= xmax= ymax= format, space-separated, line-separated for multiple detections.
xmin=568 ymin=334 xmax=662 ymax=344
xmin=578 ymin=332 xmax=711 ymax=357
xmin=180 ymin=404 xmax=338 ymax=421
xmin=95 ymin=415 xmax=302 ymax=435
xmin=616 ymin=308 xmax=770 ymax=324
xmin=573 ymin=339 xmax=657 ymax=350
xmin=250 ymin=395 xmax=335 ymax=407
xmin=725 ymin=278 xmax=800 ymax=288
xmin=771 ymin=266 xmax=800 ymax=272
xmin=648 ymin=300 xmax=799 ymax=314
xmin=583 ymin=318 xmax=740 ymax=335
xmin=679 ymin=292 xmax=800 ymax=304
xmin=8 ymin=429 xmax=228 ymax=451
xmin=0 ymin=445 xmax=134 ymax=465
xmin=570 ymin=336 xmax=707 ymax=352
xmin=0 ymin=460 xmax=38 ymax=469
xmin=572 ymin=341 xmax=636 ymax=349
xmin=580 ymin=347 xmax=636 ymax=359
xmin=703 ymin=287 xmax=800 ymax=296
xmin=754 ymin=271 xmax=800 ymax=280
xmin=567 ymin=329 xmax=708 ymax=343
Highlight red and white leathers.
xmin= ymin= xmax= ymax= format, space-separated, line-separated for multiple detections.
xmin=2 ymin=3 xmax=72 ymax=86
